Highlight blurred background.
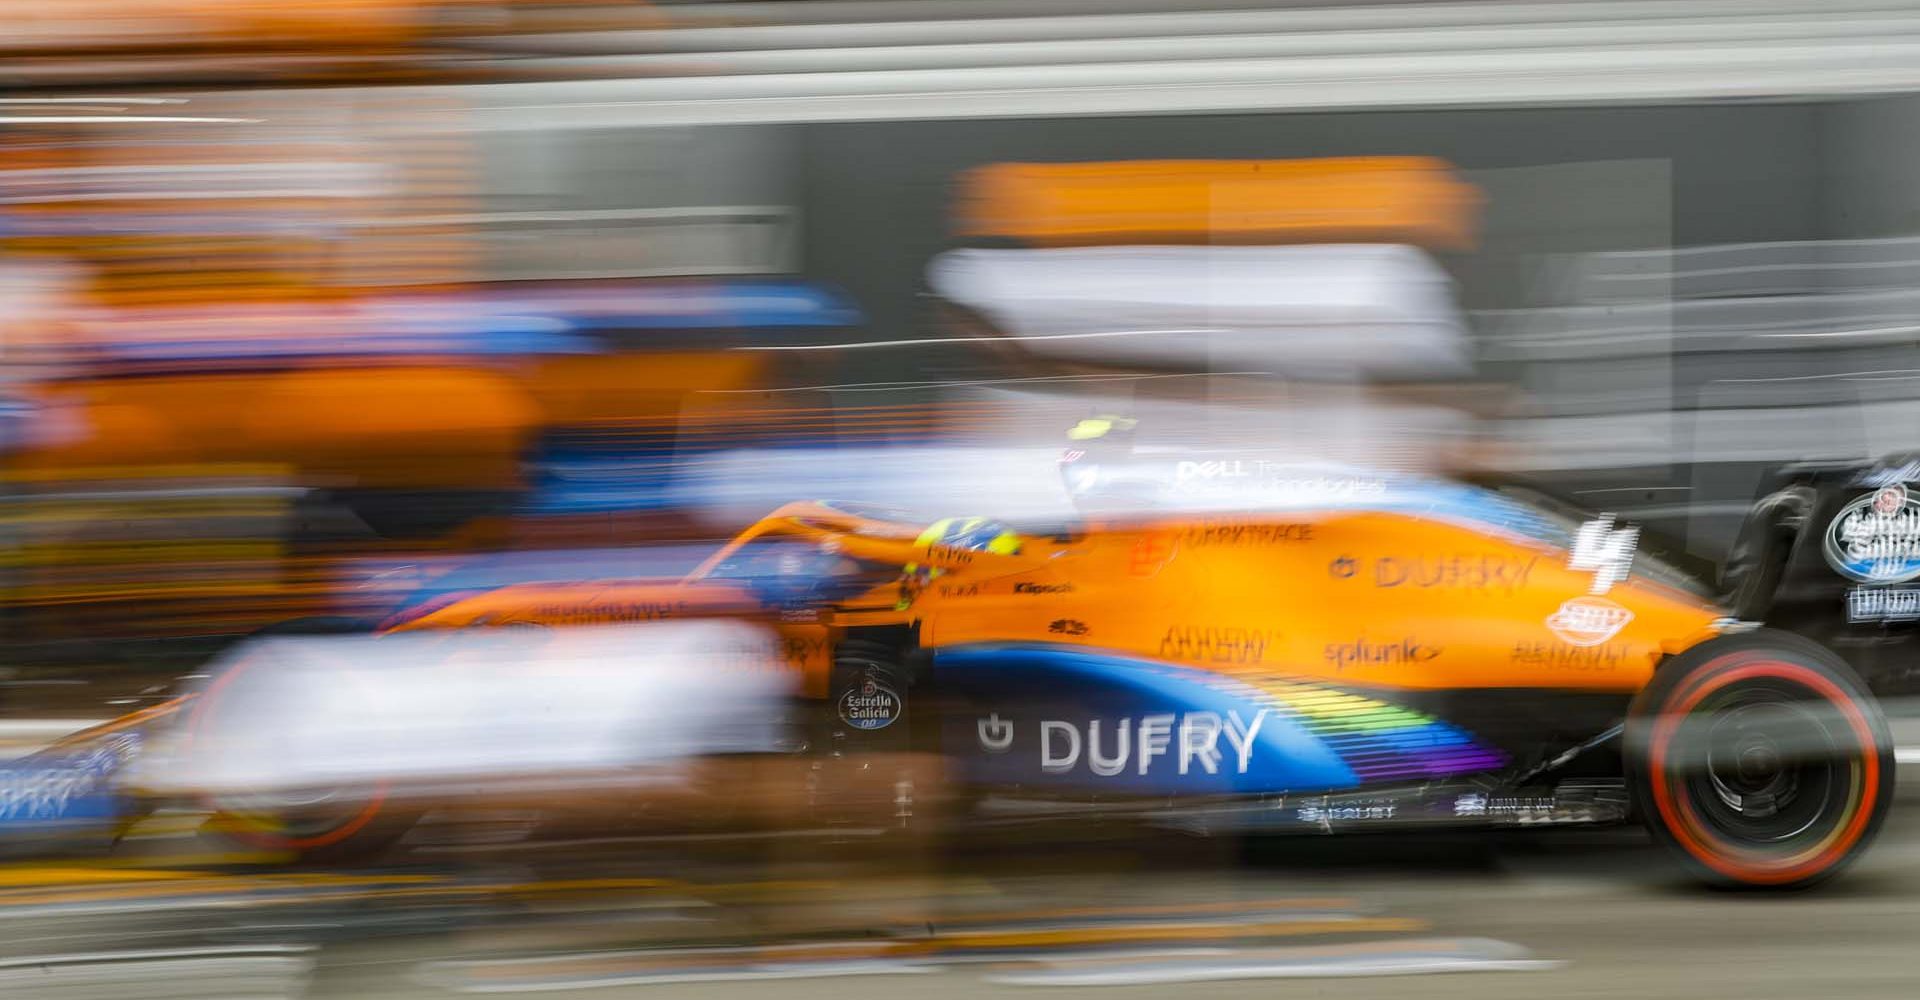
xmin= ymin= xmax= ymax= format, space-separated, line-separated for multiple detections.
xmin=8 ymin=1 xmax=1920 ymax=997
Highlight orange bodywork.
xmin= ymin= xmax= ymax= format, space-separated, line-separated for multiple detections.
xmin=12 ymin=368 xmax=540 ymax=490
xmin=9 ymin=353 xmax=786 ymax=491
xmin=955 ymin=158 xmax=1483 ymax=251
xmin=913 ymin=513 xmax=1718 ymax=693
xmin=386 ymin=501 xmax=1726 ymax=697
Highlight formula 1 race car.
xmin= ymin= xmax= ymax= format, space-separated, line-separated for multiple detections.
xmin=18 ymin=464 xmax=1898 ymax=889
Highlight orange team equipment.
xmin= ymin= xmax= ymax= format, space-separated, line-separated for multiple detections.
xmin=9 ymin=1 xmax=453 ymax=51
xmin=10 ymin=368 xmax=539 ymax=491
xmin=953 ymin=158 xmax=1482 ymax=251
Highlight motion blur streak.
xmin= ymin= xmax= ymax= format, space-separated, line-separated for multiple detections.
xmin=11 ymin=1 xmax=1920 ymax=998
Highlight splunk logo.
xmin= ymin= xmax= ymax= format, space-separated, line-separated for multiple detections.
xmin=974 ymin=711 xmax=1271 ymax=777
xmin=1323 ymin=637 xmax=1441 ymax=670
xmin=1158 ymin=626 xmax=1282 ymax=664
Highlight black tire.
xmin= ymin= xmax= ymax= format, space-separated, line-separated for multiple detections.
xmin=1626 ymin=629 xmax=1894 ymax=889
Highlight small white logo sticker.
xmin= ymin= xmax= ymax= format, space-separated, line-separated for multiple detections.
xmin=1546 ymin=597 xmax=1634 ymax=647
xmin=1847 ymin=587 xmax=1920 ymax=623
xmin=1567 ymin=515 xmax=1639 ymax=595
xmin=977 ymin=713 xmax=1014 ymax=752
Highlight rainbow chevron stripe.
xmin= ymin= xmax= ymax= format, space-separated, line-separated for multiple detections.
xmin=1241 ymin=674 xmax=1508 ymax=782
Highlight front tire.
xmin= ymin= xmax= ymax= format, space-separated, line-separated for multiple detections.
xmin=1626 ymin=630 xmax=1893 ymax=889
xmin=192 ymin=617 xmax=418 ymax=864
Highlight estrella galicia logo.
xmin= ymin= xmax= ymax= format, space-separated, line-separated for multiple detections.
xmin=1825 ymin=485 xmax=1920 ymax=584
xmin=838 ymin=676 xmax=901 ymax=731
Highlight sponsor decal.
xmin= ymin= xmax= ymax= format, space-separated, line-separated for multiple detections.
xmin=1298 ymin=803 xmax=1396 ymax=823
xmin=1014 ymin=581 xmax=1074 ymax=594
xmin=1060 ymin=448 xmax=1086 ymax=464
xmin=1857 ymin=461 xmax=1920 ymax=487
xmin=1158 ymin=626 xmax=1282 ymax=664
xmin=937 ymin=583 xmax=980 ymax=599
xmin=1544 ymin=596 xmax=1633 ymax=647
xmin=779 ymin=635 xmax=830 ymax=662
xmin=1048 ymin=618 xmax=1090 ymax=637
xmin=0 ymin=734 xmax=136 ymax=823
xmin=1825 ymin=485 xmax=1920 ymax=583
xmin=1176 ymin=460 xmax=1258 ymax=481
xmin=1454 ymin=793 xmax=1556 ymax=818
xmin=977 ymin=713 xmax=1014 ymax=752
xmin=837 ymin=676 xmax=901 ymax=731
xmin=1847 ymin=587 xmax=1920 ymax=623
xmin=1178 ymin=521 xmax=1314 ymax=546
xmin=1368 ymin=555 xmax=1539 ymax=593
xmin=529 ymin=600 xmax=687 ymax=624
xmin=1323 ymin=637 xmax=1442 ymax=670
xmin=1128 ymin=533 xmax=1173 ymax=576
xmin=1171 ymin=463 xmax=1388 ymax=498
xmin=999 ymin=710 xmax=1270 ymax=777
xmin=0 ymin=770 xmax=108 ymax=822
xmin=1512 ymin=640 xmax=1633 ymax=672
xmin=1328 ymin=555 xmax=1358 ymax=579
xmin=927 ymin=544 xmax=975 ymax=565
xmin=1567 ymin=514 xmax=1639 ymax=595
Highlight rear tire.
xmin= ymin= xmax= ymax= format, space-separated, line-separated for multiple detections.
xmin=1626 ymin=630 xmax=1893 ymax=889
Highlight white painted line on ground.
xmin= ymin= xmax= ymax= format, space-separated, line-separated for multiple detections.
xmin=0 ymin=944 xmax=312 ymax=969
xmin=985 ymin=938 xmax=1564 ymax=986
xmin=420 ymin=959 xmax=934 ymax=993
xmin=0 ymin=719 xmax=108 ymax=739
xmin=1896 ymin=748 xmax=1920 ymax=765
xmin=0 ymin=719 xmax=111 ymax=760
xmin=988 ymin=956 xmax=1564 ymax=986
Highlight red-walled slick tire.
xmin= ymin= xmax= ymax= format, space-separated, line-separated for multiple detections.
xmin=1627 ymin=630 xmax=1894 ymax=889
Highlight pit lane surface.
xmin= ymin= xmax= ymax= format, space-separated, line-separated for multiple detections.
xmin=3 ymin=772 xmax=1919 ymax=1000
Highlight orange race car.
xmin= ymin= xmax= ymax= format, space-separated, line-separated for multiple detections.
xmin=26 ymin=456 xmax=1897 ymax=889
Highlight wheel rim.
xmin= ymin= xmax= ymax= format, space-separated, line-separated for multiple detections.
xmin=1686 ymin=691 xmax=1836 ymax=845
xmin=189 ymin=656 xmax=389 ymax=851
